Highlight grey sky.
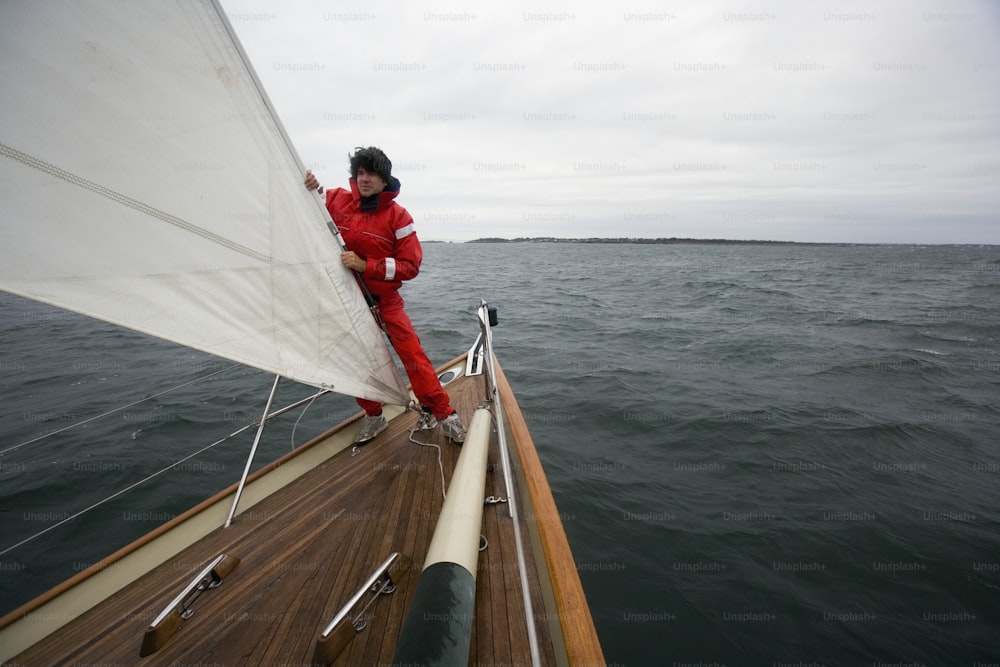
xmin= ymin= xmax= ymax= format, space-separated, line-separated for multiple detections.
xmin=223 ymin=1 xmax=1000 ymax=244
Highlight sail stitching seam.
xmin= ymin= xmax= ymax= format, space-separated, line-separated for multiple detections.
xmin=0 ymin=142 xmax=271 ymax=263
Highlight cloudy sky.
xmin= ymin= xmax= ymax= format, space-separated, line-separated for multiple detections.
xmin=222 ymin=0 xmax=999 ymax=244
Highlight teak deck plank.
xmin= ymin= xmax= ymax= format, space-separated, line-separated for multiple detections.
xmin=9 ymin=363 xmax=587 ymax=666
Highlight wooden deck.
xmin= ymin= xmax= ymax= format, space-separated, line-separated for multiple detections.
xmin=4 ymin=357 xmax=603 ymax=666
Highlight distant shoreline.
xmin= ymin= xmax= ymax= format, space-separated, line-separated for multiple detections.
xmin=423 ymin=237 xmax=999 ymax=247
xmin=467 ymin=237 xmax=857 ymax=246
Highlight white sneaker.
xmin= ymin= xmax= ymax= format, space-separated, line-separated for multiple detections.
xmin=441 ymin=413 xmax=467 ymax=444
xmin=354 ymin=414 xmax=388 ymax=445
xmin=415 ymin=410 xmax=438 ymax=431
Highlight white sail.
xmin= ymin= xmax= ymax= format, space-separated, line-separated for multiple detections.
xmin=0 ymin=1 xmax=409 ymax=405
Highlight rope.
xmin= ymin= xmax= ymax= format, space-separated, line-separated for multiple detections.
xmin=289 ymin=391 xmax=322 ymax=450
xmin=408 ymin=424 xmax=447 ymax=502
xmin=407 ymin=414 xmax=497 ymax=554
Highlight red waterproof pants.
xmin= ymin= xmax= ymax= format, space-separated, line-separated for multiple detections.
xmin=357 ymin=300 xmax=453 ymax=420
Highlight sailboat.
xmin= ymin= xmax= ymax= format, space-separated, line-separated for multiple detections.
xmin=0 ymin=1 xmax=604 ymax=665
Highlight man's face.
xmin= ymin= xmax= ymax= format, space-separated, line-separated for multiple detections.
xmin=356 ymin=167 xmax=386 ymax=197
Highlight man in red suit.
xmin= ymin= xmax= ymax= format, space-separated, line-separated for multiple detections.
xmin=304 ymin=147 xmax=466 ymax=444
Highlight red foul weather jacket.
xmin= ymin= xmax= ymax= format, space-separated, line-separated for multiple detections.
xmin=324 ymin=177 xmax=421 ymax=308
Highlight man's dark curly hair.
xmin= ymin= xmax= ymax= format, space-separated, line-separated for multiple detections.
xmin=349 ymin=146 xmax=393 ymax=183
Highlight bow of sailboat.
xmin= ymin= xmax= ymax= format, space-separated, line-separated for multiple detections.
xmin=0 ymin=1 xmax=604 ymax=663
xmin=0 ymin=307 xmax=605 ymax=665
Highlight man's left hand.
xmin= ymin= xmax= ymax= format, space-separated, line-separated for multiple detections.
xmin=342 ymin=251 xmax=366 ymax=272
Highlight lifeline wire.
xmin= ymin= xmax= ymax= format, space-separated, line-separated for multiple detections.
xmin=0 ymin=429 xmax=239 ymax=557
xmin=0 ymin=364 xmax=241 ymax=456
xmin=1 ymin=386 xmax=334 ymax=556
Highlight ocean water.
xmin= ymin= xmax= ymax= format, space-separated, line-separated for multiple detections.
xmin=2 ymin=242 xmax=999 ymax=665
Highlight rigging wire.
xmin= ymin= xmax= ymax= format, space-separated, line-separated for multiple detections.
xmin=0 ymin=363 xmax=241 ymax=456
xmin=0 ymin=426 xmax=242 ymax=557
xmin=478 ymin=302 xmax=543 ymax=667
xmin=0 ymin=386 xmax=335 ymax=557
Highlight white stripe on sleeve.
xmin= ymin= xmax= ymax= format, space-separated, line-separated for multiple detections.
xmin=395 ymin=223 xmax=415 ymax=240
xmin=385 ymin=257 xmax=396 ymax=280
